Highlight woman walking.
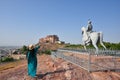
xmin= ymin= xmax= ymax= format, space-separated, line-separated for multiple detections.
xmin=26 ymin=44 xmax=40 ymax=78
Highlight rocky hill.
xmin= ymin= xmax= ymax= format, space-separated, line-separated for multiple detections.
xmin=0 ymin=54 xmax=120 ymax=80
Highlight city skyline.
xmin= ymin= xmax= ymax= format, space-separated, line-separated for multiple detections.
xmin=0 ymin=0 xmax=120 ymax=46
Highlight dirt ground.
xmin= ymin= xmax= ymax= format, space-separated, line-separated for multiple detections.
xmin=0 ymin=54 xmax=120 ymax=80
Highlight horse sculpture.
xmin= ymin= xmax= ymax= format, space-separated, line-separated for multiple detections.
xmin=81 ymin=27 xmax=106 ymax=53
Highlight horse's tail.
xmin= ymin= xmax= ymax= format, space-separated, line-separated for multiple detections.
xmin=99 ymin=32 xmax=107 ymax=49
xmin=99 ymin=32 xmax=103 ymax=43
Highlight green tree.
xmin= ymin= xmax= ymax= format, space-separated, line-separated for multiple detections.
xmin=20 ymin=45 xmax=28 ymax=54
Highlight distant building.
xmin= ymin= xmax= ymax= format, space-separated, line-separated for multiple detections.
xmin=0 ymin=49 xmax=9 ymax=58
xmin=39 ymin=35 xmax=59 ymax=44
xmin=56 ymin=41 xmax=65 ymax=44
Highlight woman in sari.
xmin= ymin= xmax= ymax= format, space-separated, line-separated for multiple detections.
xmin=26 ymin=44 xmax=40 ymax=78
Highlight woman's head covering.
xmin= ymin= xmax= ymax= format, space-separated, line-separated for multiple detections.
xmin=28 ymin=44 xmax=34 ymax=50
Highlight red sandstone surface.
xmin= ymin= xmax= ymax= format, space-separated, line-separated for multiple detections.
xmin=0 ymin=54 xmax=120 ymax=80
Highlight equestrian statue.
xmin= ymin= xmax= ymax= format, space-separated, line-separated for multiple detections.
xmin=81 ymin=20 xmax=106 ymax=54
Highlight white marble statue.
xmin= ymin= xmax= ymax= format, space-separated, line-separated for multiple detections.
xmin=81 ymin=21 xmax=106 ymax=53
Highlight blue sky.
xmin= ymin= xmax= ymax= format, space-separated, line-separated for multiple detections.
xmin=0 ymin=0 xmax=120 ymax=46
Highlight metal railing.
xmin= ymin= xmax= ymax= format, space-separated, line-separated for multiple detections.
xmin=51 ymin=48 xmax=120 ymax=72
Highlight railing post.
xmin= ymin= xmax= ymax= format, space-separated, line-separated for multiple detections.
xmin=113 ymin=50 xmax=116 ymax=71
xmin=88 ymin=50 xmax=91 ymax=72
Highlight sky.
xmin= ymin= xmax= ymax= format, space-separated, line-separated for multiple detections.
xmin=0 ymin=0 xmax=120 ymax=46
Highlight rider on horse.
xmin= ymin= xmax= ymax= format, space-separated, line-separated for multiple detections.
xmin=87 ymin=20 xmax=93 ymax=33
xmin=86 ymin=20 xmax=93 ymax=45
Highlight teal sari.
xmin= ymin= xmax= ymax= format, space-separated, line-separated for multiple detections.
xmin=27 ymin=46 xmax=40 ymax=77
